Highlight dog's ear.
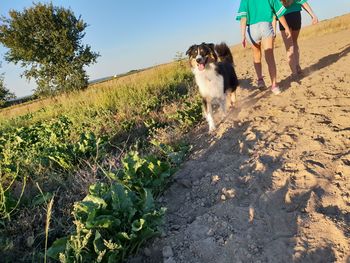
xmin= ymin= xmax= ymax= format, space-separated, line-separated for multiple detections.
xmin=186 ymin=45 xmax=197 ymax=56
xmin=205 ymin=43 xmax=217 ymax=60
xmin=207 ymin=43 xmax=215 ymax=53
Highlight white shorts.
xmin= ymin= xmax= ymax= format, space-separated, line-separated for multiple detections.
xmin=247 ymin=22 xmax=274 ymax=45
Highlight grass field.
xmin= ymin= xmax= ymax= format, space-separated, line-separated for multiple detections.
xmin=0 ymin=59 xmax=204 ymax=262
xmin=0 ymin=13 xmax=349 ymax=263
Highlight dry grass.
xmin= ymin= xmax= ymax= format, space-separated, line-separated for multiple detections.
xmin=0 ymin=62 xmax=190 ymax=135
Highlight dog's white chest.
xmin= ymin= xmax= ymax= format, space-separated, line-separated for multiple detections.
xmin=194 ymin=67 xmax=224 ymax=99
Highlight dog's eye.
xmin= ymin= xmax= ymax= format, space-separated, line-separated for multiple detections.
xmin=200 ymin=48 xmax=208 ymax=54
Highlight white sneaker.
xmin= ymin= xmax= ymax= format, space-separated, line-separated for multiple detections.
xmin=271 ymin=86 xmax=281 ymax=95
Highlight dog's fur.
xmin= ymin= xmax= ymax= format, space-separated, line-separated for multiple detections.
xmin=186 ymin=42 xmax=239 ymax=132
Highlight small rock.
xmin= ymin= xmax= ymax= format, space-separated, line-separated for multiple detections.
xmin=207 ymin=228 xmax=215 ymax=236
xmin=176 ymin=178 xmax=192 ymax=188
xmin=162 ymin=246 xmax=174 ymax=258
xmin=164 ymin=258 xmax=176 ymax=263
xmin=211 ymin=175 xmax=220 ymax=184
xmin=171 ymin=225 xmax=181 ymax=230
xmin=222 ymin=187 xmax=236 ymax=199
xmin=144 ymin=247 xmax=152 ymax=257
xmin=246 ymin=132 xmax=256 ymax=141
xmin=217 ymin=237 xmax=225 ymax=245
xmin=334 ymin=173 xmax=342 ymax=180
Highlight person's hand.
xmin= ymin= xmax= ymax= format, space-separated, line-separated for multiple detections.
xmin=285 ymin=28 xmax=292 ymax=38
xmin=312 ymin=16 xmax=319 ymax=25
xmin=242 ymin=36 xmax=247 ymax=48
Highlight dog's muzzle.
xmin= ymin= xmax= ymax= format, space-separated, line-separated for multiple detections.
xmin=196 ymin=56 xmax=207 ymax=71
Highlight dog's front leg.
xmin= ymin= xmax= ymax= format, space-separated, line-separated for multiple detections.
xmin=225 ymin=90 xmax=236 ymax=111
xmin=202 ymin=98 xmax=208 ymax=119
xmin=203 ymin=98 xmax=215 ymax=132
xmin=230 ymin=90 xmax=237 ymax=108
xmin=220 ymin=97 xmax=227 ymax=117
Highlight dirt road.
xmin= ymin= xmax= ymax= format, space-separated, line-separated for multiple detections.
xmin=133 ymin=27 xmax=350 ymax=263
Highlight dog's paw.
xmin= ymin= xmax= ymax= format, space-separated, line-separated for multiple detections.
xmin=208 ymin=126 xmax=216 ymax=134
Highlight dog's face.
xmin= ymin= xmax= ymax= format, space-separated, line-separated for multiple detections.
xmin=186 ymin=43 xmax=217 ymax=71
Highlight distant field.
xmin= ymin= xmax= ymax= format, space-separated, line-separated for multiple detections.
xmin=0 ymin=62 xmax=189 ymax=131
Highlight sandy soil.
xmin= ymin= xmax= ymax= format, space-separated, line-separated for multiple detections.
xmin=131 ymin=28 xmax=350 ymax=263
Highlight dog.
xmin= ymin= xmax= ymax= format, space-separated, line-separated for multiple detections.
xmin=186 ymin=42 xmax=239 ymax=132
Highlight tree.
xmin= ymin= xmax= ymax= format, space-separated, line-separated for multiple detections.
xmin=0 ymin=3 xmax=99 ymax=96
xmin=0 ymin=71 xmax=15 ymax=106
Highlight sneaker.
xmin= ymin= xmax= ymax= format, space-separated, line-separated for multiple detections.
xmin=271 ymin=86 xmax=281 ymax=95
xmin=257 ymin=78 xmax=266 ymax=89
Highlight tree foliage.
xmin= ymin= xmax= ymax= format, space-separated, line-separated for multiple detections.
xmin=0 ymin=66 xmax=15 ymax=106
xmin=0 ymin=3 xmax=99 ymax=96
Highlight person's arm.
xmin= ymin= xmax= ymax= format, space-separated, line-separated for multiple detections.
xmin=236 ymin=0 xmax=248 ymax=48
xmin=278 ymin=15 xmax=291 ymax=38
xmin=272 ymin=15 xmax=277 ymax=38
xmin=272 ymin=0 xmax=290 ymax=37
xmin=240 ymin=17 xmax=247 ymax=48
xmin=302 ymin=2 xmax=318 ymax=24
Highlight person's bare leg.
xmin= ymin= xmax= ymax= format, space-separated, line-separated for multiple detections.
xmin=262 ymin=37 xmax=277 ymax=88
xmin=252 ymin=42 xmax=263 ymax=80
xmin=281 ymin=30 xmax=297 ymax=75
xmin=291 ymin=30 xmax=301 ymax=73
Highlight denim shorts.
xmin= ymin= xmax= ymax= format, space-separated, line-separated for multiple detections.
xmin=247 ymin=22 xmax=274 ymax=45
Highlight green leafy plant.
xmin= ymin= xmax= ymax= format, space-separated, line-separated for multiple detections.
xmin=0 ymin=56 xmax=198 ymax=262
xmin=0 ymin=115 xmax=105 ymax=219
xmin=170 ymin=98 xmax=203 ymax=130
xmin=48 ymin=144 xmax=188 ymax=262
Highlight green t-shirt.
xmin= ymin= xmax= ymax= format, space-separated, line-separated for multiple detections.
xmin=236 ymin=0 xmax=286 ymax=25
xmin=284 ymin=0 xmax=307 ymax=15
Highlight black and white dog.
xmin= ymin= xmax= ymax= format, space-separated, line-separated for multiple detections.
xmin=186 ymin=42 xmax=239 ymax=132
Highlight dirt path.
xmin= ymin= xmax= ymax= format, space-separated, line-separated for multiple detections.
xmin=132 ymin=29 xmax=350 ymax=263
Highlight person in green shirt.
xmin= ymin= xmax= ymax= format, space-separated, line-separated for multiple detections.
xmin=279 ymin=0 xmax=318 ymax=75
xmin=236 ymin=0 xmax=292 ymax=95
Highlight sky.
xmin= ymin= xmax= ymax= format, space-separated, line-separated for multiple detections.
xmin=1 ymin=1 xmax=350 ymax=98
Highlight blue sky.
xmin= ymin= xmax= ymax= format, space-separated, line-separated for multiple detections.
xmin=1 ymin=1 xmax=350 ymax=97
